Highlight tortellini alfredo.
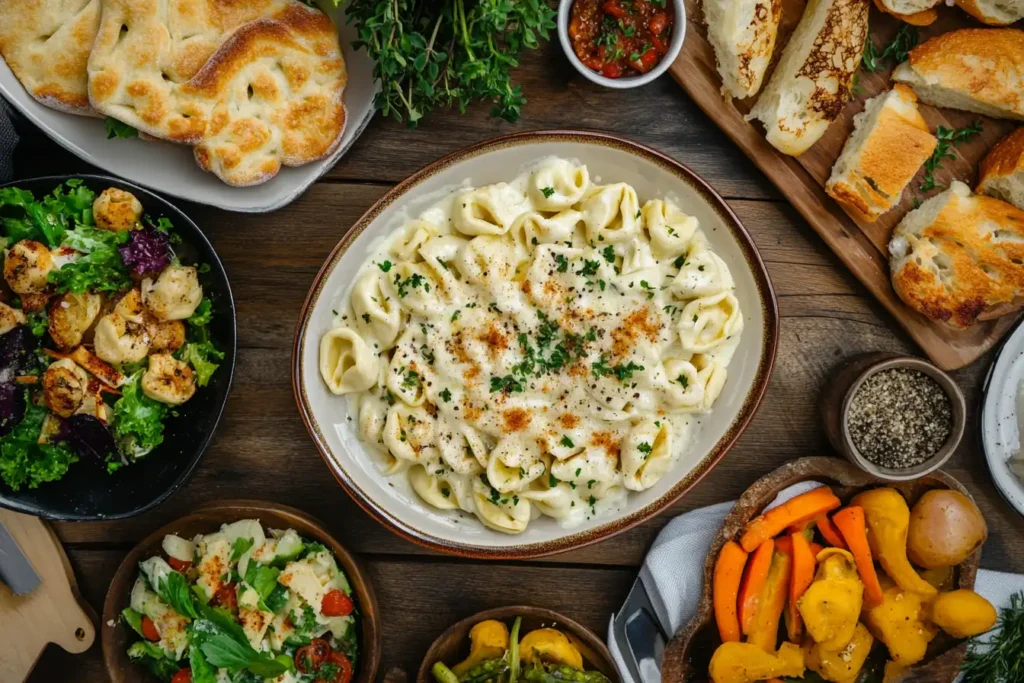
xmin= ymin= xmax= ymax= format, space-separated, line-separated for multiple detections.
xmin=319 ymin=158 xmax=744 ymax=534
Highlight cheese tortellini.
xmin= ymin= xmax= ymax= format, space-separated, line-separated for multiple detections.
xmin=321 ymin=158 xmax=744 ymax=534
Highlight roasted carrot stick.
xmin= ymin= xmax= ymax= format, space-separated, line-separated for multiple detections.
xmin=809 ymin=542 xmax=824 ymax=557
xmin=786 ymin=531 xmax=816 ymax=641
xmin=815 ymin=515 xmax=848 ymax=550
xmin=747 ymin=548 xmax=792 ymax=652
xmin=739 ymin=487 xmax=842 ymax=552
xmin=738 ymin=538 xmax=775 ymax=635
xmin=713 ymin=541 xmax=749 ymax=643
xmin=832 ymin=506 xmax=885 ymax=607
xmin=774 ymin=535 xmax=792 ymax=554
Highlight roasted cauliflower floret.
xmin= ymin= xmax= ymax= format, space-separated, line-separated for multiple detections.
xmin=0 ymin=302 xmax=26 ymax=335
xmin=142 ymin=266 xmax=202 ymax=321
xmin=142 ymin=354 xmax=196 ymax=405
xmin=148 ymin=319 xmax=185 ymax=353
xmin=48 ymin=292 xmax=103 ymax=350
xmin=93 ymin=313 xmax=150 ymax=364
xmin=42 ymin=359 xmax=89 ymax=418
xmin=4 ymin=240 xmax=54 ymax=294
xmin=93 ymin=188 xmax=143 ymax=231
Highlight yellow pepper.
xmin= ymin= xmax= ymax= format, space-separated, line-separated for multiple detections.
xmin=797 ymin=548 xmax=864 ymax=650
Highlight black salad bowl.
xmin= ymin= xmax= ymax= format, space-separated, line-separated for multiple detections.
xmin=0 ymin=175 xmax=236 ymax=520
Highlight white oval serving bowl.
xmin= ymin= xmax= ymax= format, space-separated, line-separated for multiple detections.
xmin=293 ymin=131 xmax=778 ymax=559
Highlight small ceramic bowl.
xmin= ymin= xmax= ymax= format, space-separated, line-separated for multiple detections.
xmin=822 ymin=353 xmax=966 ymax=482
xmin=102 ymin=500 xmax=382 ymax=683
xmin=557 ymin=0 xmax=686 ymax=89
xmin=416 ymin=606 xmax=619 ymax=683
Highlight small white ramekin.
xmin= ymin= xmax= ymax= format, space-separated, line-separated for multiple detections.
xmin=557 ymin=0 xmax=687 ymax=89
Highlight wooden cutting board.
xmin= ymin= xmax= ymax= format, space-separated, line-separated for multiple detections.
xmin=669 ymin=0 xmax=1021 ymax=370
xmin=0 ymin=508 xmax=96 ymax=682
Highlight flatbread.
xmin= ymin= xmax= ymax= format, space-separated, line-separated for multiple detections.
xmin=88 ymin=0 xmax=347 ymax=186
xmin=0 ymin=0 xmax=101 ymax=116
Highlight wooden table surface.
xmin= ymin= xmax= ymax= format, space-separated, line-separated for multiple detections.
xmin=13 ymin=37 xmax=1024 ymax=681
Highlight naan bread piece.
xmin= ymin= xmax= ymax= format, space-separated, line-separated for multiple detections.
xmin=88 ymin=0 xmax=346 ymax=185
xmin=0 ymin=0 xmax=100 ymax=115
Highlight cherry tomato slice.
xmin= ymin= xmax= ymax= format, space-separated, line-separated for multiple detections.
xmin=317 ymin=652 xmax=354 ymax=683
xmin=602 ymin=0 xmax=627 ymax=18
xmin=650 ymin=12 xmax=668 ymax=36
xmin=167 ymin=557 xmax=192 ymax=573
xmin=141 ymin=615 xmax=160 ymax=642
xmin=296 ymin=639 xmax=331 ymax=674
xmin=210 ymin=583 xmax=238 ymax=613
xmin=601 ymin=62 xmax=623 ymax=78
xmin=321 ymin=590 xmax=354 ymax=617
xmin=633 ymin=49 xmax=660 ymax=73
xmin=170 ymin=670 xmax=192 ymax=683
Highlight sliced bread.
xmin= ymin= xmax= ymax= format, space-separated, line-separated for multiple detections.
xmin=826 ymin=85 xmax=938 ymax=223
xmin=892 ymin=28 xmax=1024 ymax=121
xmin=955 ymin=0 xmax=1024 ymax=25
xmin=979 ymin=127 xmax=1024 ymax=212
xmin=889 ymin=181 xmax=1024 ymax=327
xmin=704 ymin=0 xmax=783 ymax=100
xmin=746 ymin=0 xmax=869 ymax=156
xmin=876 ymin=0 xmax=941 ymax=18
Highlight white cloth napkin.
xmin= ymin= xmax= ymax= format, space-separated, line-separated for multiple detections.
xmin=607 ymin=483 xmax=1024 ymax=683
xmin=0 ymin=98 xmax=17 ymax=184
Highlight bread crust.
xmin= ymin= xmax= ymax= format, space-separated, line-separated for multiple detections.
xmin=827 ymin=85 xmax=937 ymax=223
xmin=979 ymin=127 xmax=1024 ymax=187
xmin=705 ymin=0 xmax=783 ymax=99
xmin=890 ymin=182 xmax=1024 ymax=327
xmin=955 ymin=0 xmax=1024 ymax=25
xmin=0 ymin=0 xmax=101 ymax=116
xmin=898 ymin=28 xmax=1024 ymax=120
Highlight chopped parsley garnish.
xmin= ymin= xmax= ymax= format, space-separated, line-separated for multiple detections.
xmin=601 ymin=245 xmax=615 ymax=263
xmin=394 ymin=272 xmax=427 ymax=297
xmin=638 ymin=441 xmax=653 ymax=454
xmin=560 ymin=435 xmax=574 ymax=448
xmin=440 ymin=388 xmax=452 ymax=403
xmin=549 ymin=473 xmax=559 ymax=488
xmin=555 ymin=254 xmax=569 ymax=273
xmin=378 ymin=260 xmax=392 ymax=273
xmin=451 ymin=309 xmax=461 ymax=322
xmin=577 ymin=259 xmax=600 ymax=277
xmin=490 ymin=375 xmax=524 ymax=394
xmin=541 ymin=186 xmax=556 ymax=198
xmin=677 ymin=374 xmax=689 ymax=389
xmin=402 ymin=368 xmax=419 ymax=389
xmin=673 ymin=254 xmax=687 ymax=269
xmin=591 ymin=355 xmax=644 ymax=381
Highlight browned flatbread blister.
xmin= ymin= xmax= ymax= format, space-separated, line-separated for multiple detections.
xmin=0 ymin=0 xmax=101 ymax=115
xmin=86 ymin=0 xmax=347 ymax=186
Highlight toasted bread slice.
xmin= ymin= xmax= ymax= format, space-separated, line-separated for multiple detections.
xmin=955 ymin=0 xmax=1024 ymax=25
xmin=889 ymin=181 xmax=1024 ymax=327
xmin=876 ymin=0 xmax=941 ymax=18
xmin=704 ymin=0 xmax=783 ymax=99
xmin=892 ymin=28 xmax=1024 ymax=121
xmin=747 ymin=0 xmax=869 ymax=156
xmin=827 ymin=86 xmax=938 ymax=223
xmin=872 ymin=0 xmax=938 ymax=25
xmin=979 ymin=127 xmax=1024 ymax=212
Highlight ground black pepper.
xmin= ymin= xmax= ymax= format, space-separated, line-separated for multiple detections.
xmin=847 ymin=368 xmax=952 ymax=469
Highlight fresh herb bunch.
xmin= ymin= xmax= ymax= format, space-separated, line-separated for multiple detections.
xmin=861 ymin=25 xmax=918 ymax=73
xmin=962 ymin=591 xmax=1024 ymax=682
xmin=920 ymin=121 xmax=983 ymax=192
xmin=344 ymin=0 xmax=557 ymax=126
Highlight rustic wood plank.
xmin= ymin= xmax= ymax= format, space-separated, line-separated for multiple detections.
xmin=27 ymin=550 xmax=634 ymax=681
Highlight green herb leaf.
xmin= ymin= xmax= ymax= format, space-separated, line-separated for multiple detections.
xmin=920 ymin=121 xmax=983 ymax=192
xmin=231 ymin=537 xmax=255 ymax=563
xmin=105 ymin=117 xmax=139 ymax=139
xmin=121 ymin=607 xmax=145 ymax=638
xmin=112 ymin=371 xmax=167 ymax=459
xmin=0 ymin=402 xmax=78 ymax=491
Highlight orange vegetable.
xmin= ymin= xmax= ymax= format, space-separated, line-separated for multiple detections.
xmin=738 ymin=538 xmax=774 ymax=635
xmin=809 ymin=542 xmax=824 ymax=557
xmin=786 ymin=532 xmax=816 ymax=642
xmin=832 ymin=506 xmax=884 ymax=607
xmin=775 ymin=536 xmax=792 ymax=554
xmin=748 ymin=549 xmax=792 ymax=652
xmin=740 ymin=488 xmax=842 ymax=552
xmin=815 ymin=516 xmax=848 ymax=550
xmin=713 ymin=541 xmax=749 ymax=643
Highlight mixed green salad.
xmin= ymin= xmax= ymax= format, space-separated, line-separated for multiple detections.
xmin=124 ymin=519 xmax=359 ymax=683
xmin=0 ymin=180 xmax=223 ymax=490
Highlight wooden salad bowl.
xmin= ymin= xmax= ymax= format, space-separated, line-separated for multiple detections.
xmin=416 ymin=605 xmax=619 ymax=683
xmin=101 ymin=500 xmax=382 ymax=683
xmin=661 ymin=457 xmax=981 ymax=683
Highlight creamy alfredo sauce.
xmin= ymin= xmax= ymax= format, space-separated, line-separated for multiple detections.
xmin=319 ymin=158 xmax=743 ymax=534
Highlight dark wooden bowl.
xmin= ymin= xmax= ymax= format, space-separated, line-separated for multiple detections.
xmin=102 ymin=500 xmax=381 ymax=683
xmin=661 ymin=457 xmax=981 ymax=683
xmin=415 ymin=606 xmax=619 ymax=683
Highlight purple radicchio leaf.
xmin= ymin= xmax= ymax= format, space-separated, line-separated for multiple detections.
xmin=0 ymin=326 xmax=36 ymax=375
xmin=58 ymin=414 xmax=117 ymax=461
xmin=118 ymin=226 xmax=171 ymax=275
xmin=0 ymin=382 xmax=26 ymax=437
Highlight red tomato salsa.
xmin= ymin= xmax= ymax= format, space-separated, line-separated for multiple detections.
xmin=569 ymin=0 xmax=675 ymax=79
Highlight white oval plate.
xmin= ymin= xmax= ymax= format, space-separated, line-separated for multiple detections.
xmin=0 ymin=3 xmax=377 ymax=214
xmin=981 ymin=319 xmax=1024 ymax=518
xmin=293 ymin=131 xmax=779 ymax=558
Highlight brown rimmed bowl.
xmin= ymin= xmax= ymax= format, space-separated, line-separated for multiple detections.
xmin=416 ymin=606 xmax=619 ymax=683
xmin=292 ymin=130 xmax=779 ymax=559
xmin=101 ymin=500 xmax=381 ymax=683
xmin=661 ymin=457 xmax=981 ymax=683
xmin=822 ymin=353 xmax=966 ymax=482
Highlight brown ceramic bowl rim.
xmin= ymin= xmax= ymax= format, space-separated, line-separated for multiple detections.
xmin=291 ymin=129 xmax=780 ymax=559
xmin=100 ymin=499 xmax=382 ymax=683
xmin=415 ymin=605 xmax=618 ymax=683
xmin=840 ymin=356 xmax=966 ymax=482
